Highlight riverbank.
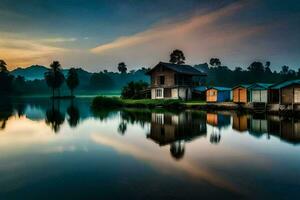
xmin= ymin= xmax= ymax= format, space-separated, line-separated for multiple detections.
xmin=91 ymin=96 xmax=245 ymax=110
xmin=91 ymin=96 xmax=300 ymax=116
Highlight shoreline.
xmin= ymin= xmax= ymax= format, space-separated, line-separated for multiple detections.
xmin=91 ymin=96 xmax=300 ymax=116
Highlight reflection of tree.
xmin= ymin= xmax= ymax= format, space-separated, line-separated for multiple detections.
xmin=45 ymin=101 xmax=65 ymax=133
xmin=120 ymin=109 xmax=151 ymax=128
xmin=210 ymin=131 xmax=221 ymax=144
xmin=0 ymin=102 xmax=13 ymax=130
xmin=16 ymin=103 xmax=26 ymax=117
xmin=67 ymin=101 xmax=80 ymax=128
xmin=118 ymin=121 xmax=127 ymax=135
xmin=170 ymin=141 xmax=185 ymax=160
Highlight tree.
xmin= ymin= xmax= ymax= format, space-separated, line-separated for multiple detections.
xmin=234 ymin=67 xmax=243 ymax=72
xmin=170 ymin=49 xmax=185 ymax=64
xmin=44 ymin=61 xmax=65 ymax=98
xmin=118 ymin=62 xmax=127 ymax=74
xmin=265 ymin=61 xmax=272 ymax=74
xmin=209 ymin=58 xmax=221 ymax=67
xmin=0 ymin=60 xmax=8 ymax=72
xmin=280 ymin=65 xmax=289 ymax=75
xmin=66 ymin=68 xmax=79 ymax=97
xmin=247 ymin=62 xmax=265 ymax=73
xmin=0 ymin=59 xmax=14 ymax=95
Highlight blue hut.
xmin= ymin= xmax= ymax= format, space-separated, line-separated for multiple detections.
xmin=206 ymin=87 xmax=231 ymax=102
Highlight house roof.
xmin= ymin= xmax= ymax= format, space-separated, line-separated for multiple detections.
xmin=248 ymin=83 xmax=273 ymax=90
xmin=194 ymin=86 xmax=207 ymax=92
xmin=232 ymin=84 xmax=251 ymax=89
xmin=146 ymin=62 xmax=206 ymax=76
xmin=270 ymin=79 xmax=300 ymax=89
xmin=207 ymin=86 xmax=231 ymax=91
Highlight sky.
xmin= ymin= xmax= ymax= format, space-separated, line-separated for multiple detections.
xmin=0 ymin=0 xmax=299 ymax=72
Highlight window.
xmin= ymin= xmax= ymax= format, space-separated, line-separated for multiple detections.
xmin=159 ymin=76 xmax=165 ymax=85
xmin=156 ymin=89 xmax=163 ymax=97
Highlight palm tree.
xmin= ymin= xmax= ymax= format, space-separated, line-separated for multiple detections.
xmin=118 ymin=62 xmax=127 ymax=74
xmin=66 ymin=68 xmax=79 ymax=97
xmin=44 ymin=61 xmax=65 ymax=98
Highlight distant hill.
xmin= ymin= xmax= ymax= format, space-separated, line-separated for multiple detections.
xmin=11 ymin=65 xmax=93 ymax=82
xmin=11 ymin=65 xmax=49 ymax=80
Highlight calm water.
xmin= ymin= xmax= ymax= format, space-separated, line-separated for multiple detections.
xmin=0 ymin=97 xmax=300 ymax=200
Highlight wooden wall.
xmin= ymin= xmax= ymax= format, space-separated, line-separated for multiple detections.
xmin=206 ymin=89 xmax=217 ymax=102
xmin=233 ymin=87 xmax=248 ymax=103
xmin=150 ymin=67 xmax=175 ymax=87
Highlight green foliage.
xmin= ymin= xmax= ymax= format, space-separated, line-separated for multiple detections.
xmin=170 ymin=49 xmax=185 ymax=64
xmin=121 ymin=81 xmax=149 ymax=99
xmin=66 ymin=68 xmax=79 ymax=96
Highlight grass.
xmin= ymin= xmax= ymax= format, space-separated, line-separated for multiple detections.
xmin=92 ymin=96 xmax=187 ymax=109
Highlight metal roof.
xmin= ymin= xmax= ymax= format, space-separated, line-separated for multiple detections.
xmin=207 ymin=86 xmax=231 ymax=91
xmin=194 ymin=86 xmax=207 ymax=92
xmin=248 ymin=83 xmax=273 ymax=90
xmin=232 ymin=84 xmax=251 ymax=89
xmin=146 ymin=62 xmax=206 ymax=76
xmin=270 ymin=79 xmax=300 ymax=89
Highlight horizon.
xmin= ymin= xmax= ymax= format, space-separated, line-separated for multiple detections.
xmin=1 ymin=0 xmax=300 ymax=72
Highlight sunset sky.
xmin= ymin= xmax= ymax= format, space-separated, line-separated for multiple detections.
xmin=0 ymin=0 xmax=299 ymax=72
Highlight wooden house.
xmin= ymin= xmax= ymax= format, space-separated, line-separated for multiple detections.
xmin=206 ymin=87 xmax=231 ymax=103
xmin=269 ymin=80 xmax=300 ymax=105
xmin=146 ymin=62 xmax=206 ymax=100
xmin=232 ymin=84 xmax=251 ymax=103
xmin=248 ymin=83 xmax=273 ymax=103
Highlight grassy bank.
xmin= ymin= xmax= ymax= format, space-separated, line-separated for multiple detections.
xmin=92 ymin=96 xmax=186 ymax=109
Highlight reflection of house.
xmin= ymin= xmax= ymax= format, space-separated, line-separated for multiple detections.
xmin=146 ymin=62 xmax=206 ymax=100
xmin=206 ymin=113 xmax=230 ymax=128
xmin=147 ymin=112 xmax=207 ymax=146
xmin=249 ymin=115 xmax=268 ymax=137
xmin=232 ymin=114 xmax=249 ymax=132
xmin=232 ymin=84 xmax=251 ymax=103
xmin=268 ymin=116 xmax=300 ymax=145
xmin=248 ymin=83 xmax=273 ymax=103
xmin=206 ymin=87 xmax=231 ymax=103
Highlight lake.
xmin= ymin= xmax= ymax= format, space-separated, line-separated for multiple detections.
xmin=0 ymin=97 xmax=299 ymax=199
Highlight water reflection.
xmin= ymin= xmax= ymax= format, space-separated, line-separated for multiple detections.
xmin=0 ymin=98 xmax=300 ymax=199
xmin=147 ymin=112 xmax=207 ymax=160
xmin=207 ymin=113 xmax=230 ymax=144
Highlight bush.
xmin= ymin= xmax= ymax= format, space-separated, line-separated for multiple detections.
xmin=92 ymin=96 xmax=123 ymax=109
xmin=121 ymin=81 xmax=149 ymax=99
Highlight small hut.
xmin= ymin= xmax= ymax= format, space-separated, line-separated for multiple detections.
xmin=232 ymin=84 xmax=251 ymax=103
xmin=248 ymin=83 xmax=273 ymax=103
xmin=269 ymin=80 xmax=300 ymax=105
xmin=206 ymin=87 xmax=231 ymax=103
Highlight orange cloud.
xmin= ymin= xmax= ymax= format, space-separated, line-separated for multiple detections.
xmin=0 ymin=35 xmax=70 ymax=69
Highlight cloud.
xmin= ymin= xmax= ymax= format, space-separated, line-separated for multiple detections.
xmin=89 ymin=1 xmax=268 ymax=68
xmin=0 ymin=35 xmax=69 ymax=68
xmin=40 ymin=37 xmax=77 ymax=43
